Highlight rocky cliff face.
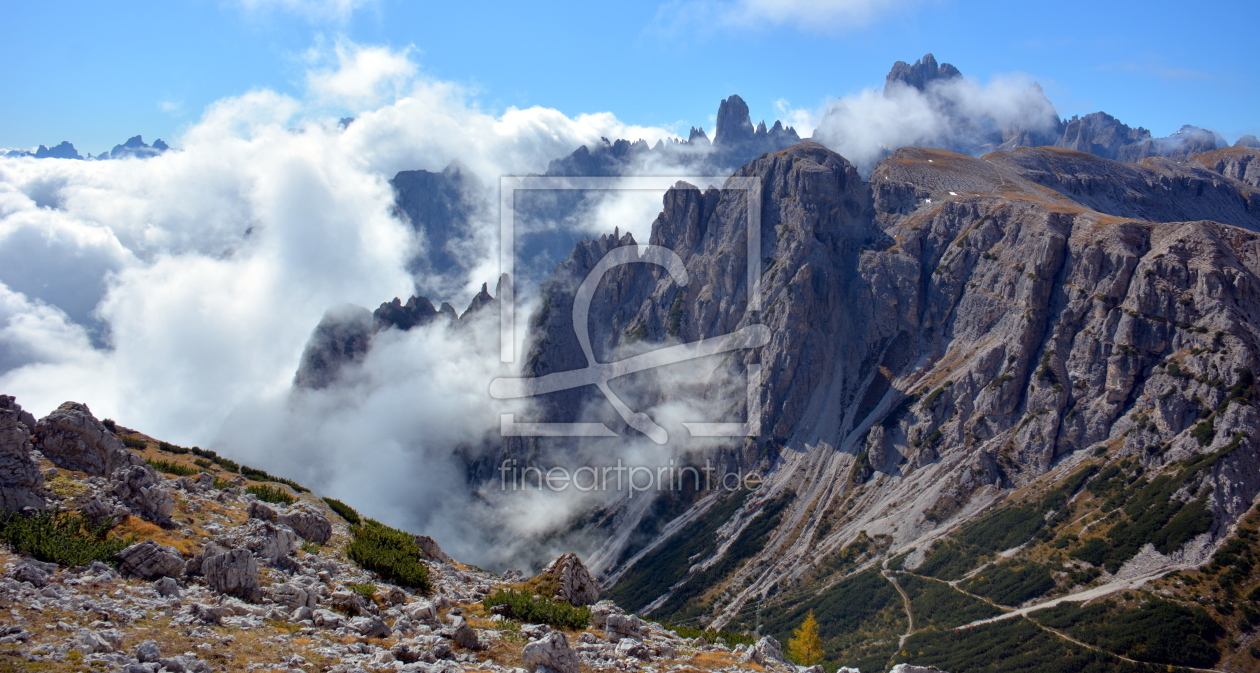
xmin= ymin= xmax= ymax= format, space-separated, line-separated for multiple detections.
xmin=508 ymin=140 xmax=1260 ymax=670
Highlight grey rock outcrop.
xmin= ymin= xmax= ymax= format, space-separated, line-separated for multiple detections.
xmin=293 ymin=304 xmax=374 ymax=389
xmin=415 ymin=535 xmax=451 ymax=563
xmin=539 ymin=553 xmax=599 ymax=606
xmin=884 ymin=53 xmax=962 ymax=92
xmin=0 ymin=395 xmax=45 ymax=512
xmin=247 ymin=500 xmax=277 ymax=521
xmin=521 ymin=631 xmax=580 ymax=673
xmin=278 ymin=504 xmax=332 ymax=544
xmin=201 ymin=548 xmax=261 ymax=602
xmin=111 ymin=465 xmax=176 ymax=523
xmin=34 ymin=401 xmax=145 ymax=476
xmin=116 ymin=540 xmax=185 ymax=580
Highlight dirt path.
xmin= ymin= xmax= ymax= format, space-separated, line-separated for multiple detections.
xmin=881 ymin=570 xmax=914 ymax=648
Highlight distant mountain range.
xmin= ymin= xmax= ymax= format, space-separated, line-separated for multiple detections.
xmin=3 ymin=135 xmax=169 ymax=161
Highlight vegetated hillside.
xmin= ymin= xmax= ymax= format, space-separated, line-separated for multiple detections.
xmin=510 ymin=142 xmax=1260 ymax=672
xmin=0 ymin=396 xmax=817 ymax=673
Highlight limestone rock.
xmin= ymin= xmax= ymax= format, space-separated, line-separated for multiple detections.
xmin=537 ymin=552 xmax=599 ymax=606
xmin=33 ymin=401 xmax=144 ymax=476
xmin=201 ymin=548 xmax=261 ymax=602
xmin=604 ymin=613 xmax=645 ymax=642
xmin=110 ymin=465 xmax=175 ymax=524
xmin=247 ymin=500 xmax=277 ymax=521
xmin=521 ymin=631 xmax=579 ymax=673
xmin=447 ymin=616 xmax=482 ymax=650
xmin=888 ymin=665 xmax=947 ymax=673
xmin=116 ymin=540 xmax=185 ymax=580
xmin=12 ymin=558 xmax=54 ymax=587
xmin=0 ymin=395 xmax=45 ymax=512
xmin=153 ymin=576 xmax=181 ymax=598
xmin=277 ymin=505 xmax=332 ymax=544
xmin=414 ymin=535 xmax=452 ymax=563
xmin=350 ymin=615 xmax=392 ymax=638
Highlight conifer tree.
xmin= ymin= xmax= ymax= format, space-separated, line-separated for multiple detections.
xmin=786 ymin=610 xmax=824 ymax=666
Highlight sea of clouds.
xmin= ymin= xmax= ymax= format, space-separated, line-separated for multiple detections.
xmin=0 ymin=40 xmax=1077 ymax=568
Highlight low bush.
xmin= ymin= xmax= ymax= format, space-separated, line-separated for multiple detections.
xmin=120 ymin=436 xmax=147 ymax=450
xmin=0 ymin=509 xmax=132 ymax=567
xmin=663 ymin=623 xmax=756 ymax=647
xmin=246 ymin=484 xmax=296 ymax=506
xmin=482 ymin=589 xmax=590 ymax=629
xmin=240 ymin=465 xmax=310 ymax=493
xmin=346 ymin=520 xmax=431 ymax=592
xmin=322 ymin=497 xmax=361 ymax=525
xmin=146 ymin=458 xmax=199 ymax=477
xmin=158 ymin=441 xmax=189 ymax=455
xmin=348 ymin=582 xmax=377 ymax=598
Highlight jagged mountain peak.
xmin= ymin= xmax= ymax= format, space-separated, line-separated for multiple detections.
xmin=885 ymin=52 xmax=963 ymax=92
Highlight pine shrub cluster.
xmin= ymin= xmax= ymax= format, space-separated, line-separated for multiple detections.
xmin=346 ymin=520 xmax=431 ymax=592
xmin=0 ymin=510 xmax=132 ymax=567
xmin=246 ymin=484 xmax=296 ymax=506
xmin=482 ymin=588 xmax=590 ymax=629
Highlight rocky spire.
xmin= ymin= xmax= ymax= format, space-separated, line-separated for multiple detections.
xmin=884 ymin=53 xmax=962 ymax=92
xmin=714 ymin=94 xmax=755 ymax=147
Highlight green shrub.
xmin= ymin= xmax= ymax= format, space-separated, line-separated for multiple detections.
xmin=246 ymin=484 xmax=296 ymax=506
xmin=240 ymin=465 xmax=310 ymax=493
xmin=348 ymin=582 xmax=377 ymax=597
xmin=483 ymin=589 xmax=590 ymax=629
xmin=1033 ymin=598 xmax=1223 ymax=668
xmin=101 ymin=418 xmax=117 ymax=432
xmin=193 ymin=458 xmax=212 ymax=469
xmin=146 ymin=458 xmax=199 ymax=477
xmin=323 ymin=497 xmax=361 ymax=525
xmin=0 ymin=510 xmax=132 ymax=567
xmin=662 ymin=623 xmax=755 ymax=647
xmin=158 ymin=441 xmax=189 ymax=454
xmin=120 ymin=436 xmax=147 ymax=449
xmin=346 ymin=520 xmax=431 ymax=592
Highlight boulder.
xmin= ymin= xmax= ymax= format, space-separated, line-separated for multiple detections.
xmin=615 ymin=637 xmax=650 ymax=660
xmin=33 ymin=402 xmax=144 ymax=476
xmin=888 ymin=666 xmax=947 ymax=673
xmin=604 ymin=613 xmax=645 ymax=641
xmin=0 ymin=395 xmax=45 ymax=512
xmin=267 ymin=582 xmax=316 ymax=610
xmin=12 ymin=558 xmax=53 ymax=587
xmin=742 ymin=636 xmax=787 ymax=666
xmin=135 ymin=640 xmax=161 ymax=663
xmin=537 ymin=552 xmax=599 ymax=606
xmin=110 ymin=465 xmax=175 ymax=524
xmin=405 ymin=600 xmax=437 ymax=622
xmin=312 ymin=608 xmax=346 ymax=629
xmin=81 ymin=496 xmax=128 ymax=529
xmin=278 ymin=505 xmax=332 ymax=544
xmin=521 ymin=631 xmax=580 ymax=673
xmin=447 ymin=616 xmax=482 ymax=650
xmin=414 ymin=535 xmax=452 ymax=563
xmin=247 ymin=500 xmax=277 ymax=521
xmin=201 ymin=548 xmax=261 ymax=602
xmin=153 ymin=576 xmax=181 ymax=598
xmin=350 ymin=615 xmax=392 ymax=638
xmin=116 ymin=540 xmax=185 ymax=579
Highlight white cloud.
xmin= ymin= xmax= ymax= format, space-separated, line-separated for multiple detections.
xmin=234 ymin=0 xmax=375 ymax=22
xmin=306 ymin=42 xmax=418 ymax=111
xmin=0 ymin=40 xmax=688 ymax=568
xmin=653 ymin=0 xmax=929 ymax=35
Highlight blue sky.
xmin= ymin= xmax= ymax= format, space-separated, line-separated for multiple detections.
xmin=2 ymin=0 xmax=1257 ymax=155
